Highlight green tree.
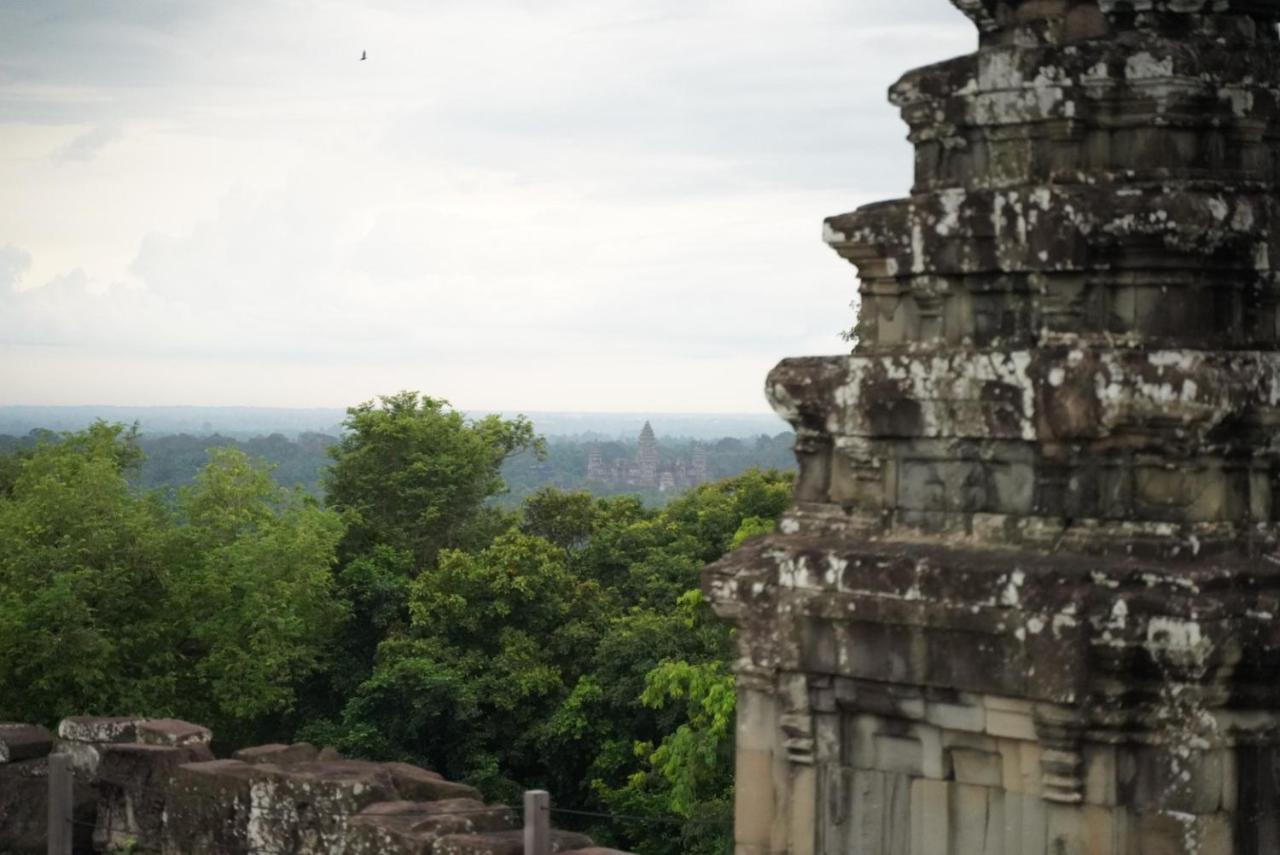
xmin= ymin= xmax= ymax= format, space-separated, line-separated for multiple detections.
xmin=335 ymin=529 xmax=613 ymax=798
xmin=520 ymin=488 xmax=597 ymax=553
xmin=581 ymin=590 xmax=736 ymax=855
xmin=301 ymin=393 xmax=538 ymax=722
xmin=0 ymin=427 xmax=346 ymax=742
xmin=0 ymin=423 xmax=176 ymax=724
xmin=594 ymin=651 xmax=735 ymax=855
xmin=0 ymin=411 xmax=790 ymax=855
xmin=171 ymin=449 xmax=347 ymax=742
xmin=324 ymin=392 xmax=541 ymax=568
xmin=323 ymin=472 xmax=792 ymax=855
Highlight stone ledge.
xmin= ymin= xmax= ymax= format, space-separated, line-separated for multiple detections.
xmin=0 ymin=723 xmax=52 ymax=763
xmin=708 ymin=534 xmax=1280 ymax=713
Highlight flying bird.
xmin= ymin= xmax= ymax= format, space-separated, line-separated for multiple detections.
xmin=360 ymin=50 xmax=367 ymax=61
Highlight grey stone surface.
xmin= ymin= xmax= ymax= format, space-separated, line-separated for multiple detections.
xmin=95 ymin=742 xmax=212 ymax=852
xmin=136 ymin=718 xmax=211 ymax=747
xmin=57 ymin=716 xmax=210 ymax=778
xmin=703 ymin=1 xmax=1280 ymax=853
xmin=433 ymin=828 xmax=595 ymax=854
xmin=58 ymin=716 xmax=144 ymax=744
xmin=232 ymin=741 xmax=319 ymax=765
xmin=0 ymin=757 xmax=96 ymax=855
xmin=0 ymin=723 xmax=52 ymax=763
xmin=0 ymin=717 xmax=630 ymax=855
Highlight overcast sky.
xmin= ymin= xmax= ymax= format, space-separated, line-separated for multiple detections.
xmin=0 ymin=0 xmax=972 ymax=413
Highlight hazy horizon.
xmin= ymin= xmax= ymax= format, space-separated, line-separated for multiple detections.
xmin=1 ymin=1 xmax=972 ymax=411
xmin=0 ymin=403 xmax=790 ymax=440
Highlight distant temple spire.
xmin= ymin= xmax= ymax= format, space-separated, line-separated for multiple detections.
xmin=583 ymin=422 xmax=709 ymax=492
xmin=635 ymin=421 xmax=658 ymax=487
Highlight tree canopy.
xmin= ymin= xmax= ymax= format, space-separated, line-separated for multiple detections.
xmin=324 ymin=392 xmax=541 ymax=567
xmin=0 ymin=397 xmax=796 ymax=854
xmin=0 ymin=424 xmax=345 ymax=742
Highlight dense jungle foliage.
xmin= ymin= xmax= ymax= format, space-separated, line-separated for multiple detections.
xmin=0 ymin=421 xmax=795 ymax=507
xmin=0 ymin=392 xmax=794 ymax=854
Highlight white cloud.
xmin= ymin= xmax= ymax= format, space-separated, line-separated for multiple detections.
xmin=52 ymin=124 xmax=120 ymax=163
xmin=0 ymin=0 xmax=974 ymax=410
xmin=0 ymin=245 xmax=31 ymax=290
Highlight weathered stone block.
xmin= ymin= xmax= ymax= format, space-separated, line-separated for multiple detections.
xmin=0 ymin=723 xmax=52 ymax=763
xmin=0 ymin=772 xmax=49 ymax=855
xmin=836 ymin=679 xmax=925 ymax=720
xmin=0 ymin=761 xmax=95 ymax=855
xmin=382 ymin=760 xmax=482 ymax=801
xmin=57 ymin=715 xmax=148 ymax=776
xmin=735 ymin=747 xmax=776 ymax=848
xmin=95 ymin=743 xmax=209 ymax=852
xmin=843 ymin=714 xmax=878 ymax=770
xmin=835 ymin=769 xmax=911 ymax=854
xmin=985 ymin=708 xmax=1037 ymax=741
xmin=940 ymin=729 xmax=996 ymax=754
xmin=950 ymin=747 xmax=1003 ymax=787
xmin=136 ymin=718 xmax=211 ymax=747
xmin=165 ymin=758 xmax=404 ymax=852
xmin=873 ymin=735 xmax=924 ymax=777
xmin=58 ymin=715 xmax=144 ymax=744
xmin=1134 ymin=811 xmax=1232 ymax=855
xmin=162 ymin=759 xmax=269 ymax=854
xmin=346 ymin=799 xmax=516 ymax=854
xmin=908 ymin=778 xmax=949 ymax=855
xmin=983 ymin=695 xmax=1034 ymax=716
xmin=1045 ymin=803 xmax=1086 ymax=855
xmin=951 ymin=784 xmax=1003 ymax=854
xmin=925 ymin=699 xmax=985 ymax=733
xmin=1081 ymin=804 xmax=1127 ymax=855
xmin=433 ymin=829 xmax=594 ymax=854
xmin=1003 ymin=792 xmax=1047 ymax=855
xmin=160 ymin=756 xmax=542 ymax=855
xmin=1123 ymin=745 xmax=1225 ymax=815
xmin=1084 ymin=744 xmax=1118 ymax=807
xmin=232 ymin=742 xmax=319 ymax=765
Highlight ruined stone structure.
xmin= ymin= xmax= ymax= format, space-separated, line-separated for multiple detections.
xmin=704 ymin=2 xmax=1280 ymax=853
xmin=586 ymin=422 xmax=709 ymax=491
xmin=0 ymin=716 xmax=628 ymax=854
xmin=637 ymin=421 xmax=660 ymax=486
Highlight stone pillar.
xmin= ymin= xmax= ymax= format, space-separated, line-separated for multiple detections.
xmin=704 ymin=2 xmax=1280 ymax=853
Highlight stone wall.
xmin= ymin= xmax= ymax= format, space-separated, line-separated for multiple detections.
xmin=0 ymin=716 xmax=629 ymax=855
xmin=705 ymin=1 xmax=1280 ymax=853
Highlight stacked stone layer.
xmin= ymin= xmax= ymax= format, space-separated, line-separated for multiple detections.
xmin=773 ymin=0 xmax=1280 ymax=557
xmin=706 ymin=2 xmax=1280 ymax=853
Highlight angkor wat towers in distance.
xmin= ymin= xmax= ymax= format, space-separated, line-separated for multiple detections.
xmin=706 ymin=2 xmax=1280 ymax=853
xmin=586 ymin=420 xmax=709 ymax=491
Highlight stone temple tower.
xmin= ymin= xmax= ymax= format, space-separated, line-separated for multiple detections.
xmin=637 ymin=420 xmax=660 ymax=487
xmin=704 ymin=2 xmax=1280 ymax=853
